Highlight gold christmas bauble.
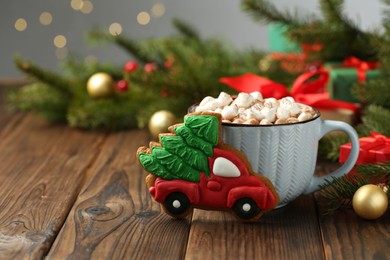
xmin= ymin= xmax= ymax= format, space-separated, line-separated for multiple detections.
xmin=86 ymin=72 xmax=114 ymax=98
xmin=352 ymin=184 xmax=388 ymax=220
xmin=148 ymin=110 xmax=176 ymax=138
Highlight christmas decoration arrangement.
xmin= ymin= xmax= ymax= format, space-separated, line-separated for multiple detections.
xmin=237 ymin=0 xmax=390 ymax=218
xmin=8 ymin=0 xmax=390 ymax=218
xmin=137 ymin=112 xmax=279 ymax=221
xmin=9 ymin=19 xmax=294 ymax=131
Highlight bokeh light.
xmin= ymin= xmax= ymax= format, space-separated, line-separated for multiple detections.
xmin=70 ymin=0 xmax=83 ymax=10
xmin=109 ymin=23 xmax=122 ymax=35
xmin=54 ymin=35 xmax=67 ymax=48
xmin=15 ymin=18 xmax=27 ymax=31
xmin=151 ymin=3 xmax=165 ymax=18
xmin=39 ymin=12 xmax=53 ymax=25
xmin=137 ymin=11 xmax=150 ymax=25
xmin=81 ymin=0 xmax=93 ymax=14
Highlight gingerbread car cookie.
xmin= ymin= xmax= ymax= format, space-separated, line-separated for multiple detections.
xmin=137 ymin=112 xmax=279 ymax=222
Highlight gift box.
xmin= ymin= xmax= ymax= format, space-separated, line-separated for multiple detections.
xmin=328 ymin=68 xmax=380 ymax=103
xmin=268 ymin=23 xmax=300 ymax=53
xmin=326 ymin=57 xmax=381 ymax=103
xmin=339 ymin=132 xmax=390 ymax=165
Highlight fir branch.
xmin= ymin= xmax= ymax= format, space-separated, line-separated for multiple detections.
xmin=240 ymin=0 xmax=305 ymax=26
xmin=172 ymin=18 xmax=201 ymax=41
xmin=15 ymin=57 xmax=72 ymax=95
xmin=85 ymin=29 xmax=114 ymax=45
xmin=62 ymin=56 xmax=123 ymax=81
xmin=320 ymin=0 xmax=356 ymax=30
xmin=318 ymin=175 xmax=369 ymax=214
xmin=318 ymin=161 xmax=390 ymax=214
xmin=319 ymin=0 xmax=376 ymax=58
xmin=383 ymin=0 xmax=390 ymax=31
xmin=113 ymin=35 xmax=152 ymax=64
xmin=115 ymin=35 xmax=167 ymax=70
xmin=8 ymin=83 xmax=68 ymax=122
xmin=87 ymin=31 xmax=165 ymax=69
xmin=320 ymin=0 xmax=344 ymax=24
xmin=359 ymin=105 xmax=390 ymax=136
xmin=352 ymin=79 xmax=390 ymax=108
xmin=355 ymin=161 xmax=390 ymax=185
xmin=67 ymin=95 xmax=139 ymax=130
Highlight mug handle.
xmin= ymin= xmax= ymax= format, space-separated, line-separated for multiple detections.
xmin=304 ymin=120 xmax=360 ymax=194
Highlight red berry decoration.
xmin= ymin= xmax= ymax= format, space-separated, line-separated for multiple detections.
xmin=164 ymin=57 xmax=174 ymax=68
xmin=124 ymin=61 xmax=138 ymax=73
xmin=116 ymin=80 xmax=129 ymax=92
xmin=144 ymin=63 xmax=157 ymax=73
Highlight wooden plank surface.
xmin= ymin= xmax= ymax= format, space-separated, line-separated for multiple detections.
xmin=0 ymin=115 xmax=106 ymax=259
xmin=185 ymin=195 xmax=324 ymax=260
xmin=0 ymin=83 xmax=389 ymax=259
xmin=318 ymin=204 xmax=390 ymax=259
xmin=47 ymin=130 xmax=192 ymax=259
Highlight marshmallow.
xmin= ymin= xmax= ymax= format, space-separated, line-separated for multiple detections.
xmin=250 ymin=91 xmax=263 ymax=102
xmin=250 ymin=108 xmax=265 ymax=121
xmin=261 ymin=107 xmax=276 ymax=122
xmin=244 ymin=118 xmax=259 ymax=125
xmin=260 ymin=119 xmax=273 ymax=125
xmin=284 ymin=96 xmax=295 ymax=103
xmin=233 ymin=93 xmax=254 ymax=108
xmin=275 ymin=118 xmax=288 ymax=125
xmin=245 ymin=109 xmax=258 ymax=120
xmin=217 ymin=92 xmax=233 ymax=107
xmin=276 ymin=107 xmax=289 ymax=120
xmin=199 ymin=96 xmax=215 ymax=106
xmin=301 ymin=105 xmax=316 ymax=115
xmin=195 ymin=92 xmax=318 ymax=125
xmin=221 ymin=105 xmax=238 ymax=120
xmin=232 ymin=118 xmax=245 ymax=124
xmin=287 ymin=117 xmax=299 ymax=123
xmin=280 ymin=97 xmax=301 ymax=117
xmin=264 ymin=98 xmax=278 ymax=108
xmin=252 ymin=103 xmax=264 ymax=111
xmin=195 ymin=105 xmax=209 ymax=112
xmin=289 ymin=102 xmax=301 ymax=117
xmin=204 ymin=100 xmax=220 ymax=111
xmin=298 ymin=112 xmax=312 ymax=122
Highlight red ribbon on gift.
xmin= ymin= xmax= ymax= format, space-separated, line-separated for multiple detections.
xmin=342 ymin=56 xmax=380 ymax=83
xmin=340 ymin=132 xmax=390 ymax=164
xmin=219 ymin=69 xmax=358 ymax=111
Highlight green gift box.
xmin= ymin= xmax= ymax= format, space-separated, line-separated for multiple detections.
xmin=327 ymin=66 xmax=381 ymax=103
xmin=268 ymin=23 xmax=300 ymax=53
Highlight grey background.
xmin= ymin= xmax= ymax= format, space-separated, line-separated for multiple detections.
xmin=0 ymin=0 xmax=384 ymax=78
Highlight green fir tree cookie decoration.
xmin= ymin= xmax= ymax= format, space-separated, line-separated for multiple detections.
xmin=137 ymin=113 xmax=220 ymax=182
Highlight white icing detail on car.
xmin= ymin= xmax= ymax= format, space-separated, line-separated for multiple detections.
xmin=173 ymin=200 xmax=181 ymax=208
xmin=242 ymin=203 xmax=251 ymax=212
xmin=213 ymin=157 xmax=241 ymax=177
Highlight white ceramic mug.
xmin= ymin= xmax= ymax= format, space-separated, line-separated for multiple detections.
xmin=221 ymin=112 xmax=360 ymax=206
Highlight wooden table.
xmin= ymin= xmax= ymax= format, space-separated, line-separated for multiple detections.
xmin=0 ymin=86 xmax=389 ymax=260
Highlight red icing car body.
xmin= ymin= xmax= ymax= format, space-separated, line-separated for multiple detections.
xmin=148 ymin=147 xmax=277 ymax=220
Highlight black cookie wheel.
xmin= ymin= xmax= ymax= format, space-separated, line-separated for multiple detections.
xmin=163 ymin=192 xmax=191 ymax=218
xmin=232 ymin=197 xmax=261 ymax=220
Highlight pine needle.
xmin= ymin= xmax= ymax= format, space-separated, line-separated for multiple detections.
xmin=318 ymin=161 xmax=390 ymax=214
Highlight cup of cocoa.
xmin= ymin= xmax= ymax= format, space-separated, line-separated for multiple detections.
xmin=192 ymin=92 xmax=360 ymax=206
